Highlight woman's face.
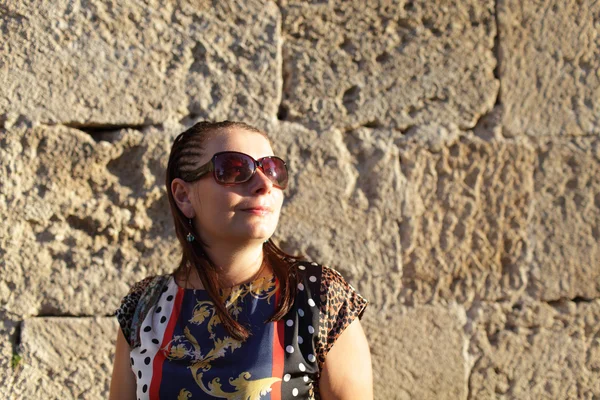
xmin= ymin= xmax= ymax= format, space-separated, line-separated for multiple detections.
xmin=187 ymin=128 xmax=284 ymax=246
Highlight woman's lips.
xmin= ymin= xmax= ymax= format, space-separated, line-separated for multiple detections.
xmin=241 ymin=207 xmax=272 ymax=215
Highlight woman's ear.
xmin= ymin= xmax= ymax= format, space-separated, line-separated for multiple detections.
xmin=171 ymin=178 xmax=195 ymax=218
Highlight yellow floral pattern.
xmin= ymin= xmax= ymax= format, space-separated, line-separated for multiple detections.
xmin=163 ymin=275 xmax=279 ymax=399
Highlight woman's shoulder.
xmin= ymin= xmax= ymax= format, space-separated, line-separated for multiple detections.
xmin=289 ymin=259 xmax=367 ymax=315
xmin=287 ymin=259 xmax=368 ymax=371
xmin=115 ymin=274 xmax=172 ymax=347
xmin=127 ymin=275 xmax=160 ymax=294
xmin=121 ymin=274 xmax=171 ymax=300
xmin=115 ymin=276 xmax=155 ymax=318
xmin=290 ymin=260 xmax=361 ymax=294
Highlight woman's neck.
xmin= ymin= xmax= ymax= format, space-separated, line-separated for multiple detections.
xmin=178 ymin=240 xmax=270 ymax=290
xmin=209 ymin=241 xmax=268 ymax=287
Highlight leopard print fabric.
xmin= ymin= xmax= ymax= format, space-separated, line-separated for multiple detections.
xmin=115 ymin=276 xmax=155 ymax=346
xmin=315 ymin=265 xmax=368 ymax=372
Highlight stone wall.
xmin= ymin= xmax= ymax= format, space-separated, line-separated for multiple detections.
xmin=1 ymin=0 xmax=599 ymax=399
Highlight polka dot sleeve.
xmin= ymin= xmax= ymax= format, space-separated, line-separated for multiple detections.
xmin=316 ymin=266 xmax=368 ymax=369
xmin=115 ymin=276 xmax=155 ymax=347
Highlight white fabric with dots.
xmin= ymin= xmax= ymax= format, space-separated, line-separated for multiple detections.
xmin=279 ymin=264 xmax=323 ymax=399
xmin=130 ymin=277 xmax=179 ymax=399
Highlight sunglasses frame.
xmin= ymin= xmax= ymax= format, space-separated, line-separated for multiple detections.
xmin=183 ymin=151 xmax=289 ymax=189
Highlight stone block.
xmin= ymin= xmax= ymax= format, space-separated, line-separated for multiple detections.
xmin=0 ymin=125 xmax=181 ymax=317
xmin=498 ymin=0 xmax=600 ymax=137
xmin=271 ymin=122 xmax=404 ymax=309
xmin=528 ymin=136 xmax=600 ymax=300
xmin=279 ymin=0 xmax=498 ymax=130
xmin=397 ymin=129 xmax=535 ymax=304
xmin=468 ymin=299 xmax=600 ymax=399
xmin=11 ymin=317 xmax=117 ymax=399
xmin=0 ymin=0 xmax=281 ymax=126
xmin=363 ymin=305 xmax=468 ymax=400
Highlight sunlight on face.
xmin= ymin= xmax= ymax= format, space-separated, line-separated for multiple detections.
xmin=190 ymin=128 xmax=285 ymax=245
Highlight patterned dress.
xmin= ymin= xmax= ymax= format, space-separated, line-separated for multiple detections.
xmin=116 ymin=261 xmax=368 ymax=400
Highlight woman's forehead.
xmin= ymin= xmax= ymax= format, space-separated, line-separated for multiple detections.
xmin=203 ymin=129 xmax=273 ymax=159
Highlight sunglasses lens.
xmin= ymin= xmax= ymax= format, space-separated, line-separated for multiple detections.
xmin=214 ymin=153 xmax=254 ymax=184
xmin=212 ymin=152 xmax=288 ymax=188
xmin=261 ymin=157 xmax=288 ymax=189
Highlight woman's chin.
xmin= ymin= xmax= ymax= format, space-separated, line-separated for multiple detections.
xmin=237 ymin=219 xmax=277 ymax=238
xmin=231 ymin=225 xmax=276 ymax=242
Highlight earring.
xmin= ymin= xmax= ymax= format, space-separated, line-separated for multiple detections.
xmin=186 ymin=218 xmax=195 ymax=242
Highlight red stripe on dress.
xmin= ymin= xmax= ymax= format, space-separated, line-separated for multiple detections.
xmin=270 ymin=279 xmax=285 ymax=400
xmin=149 ymin=287 xmax=184 ymax=400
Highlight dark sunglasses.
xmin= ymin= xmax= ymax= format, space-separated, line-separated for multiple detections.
xmin=183 ymin=151 xmax=289 ymax=189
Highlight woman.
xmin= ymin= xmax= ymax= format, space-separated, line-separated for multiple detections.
xmin=109 ymin=121 xmax=373 ymax=399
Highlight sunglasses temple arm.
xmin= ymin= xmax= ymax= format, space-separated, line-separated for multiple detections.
xmin=185 ymin=161 xmax=214 ymax=181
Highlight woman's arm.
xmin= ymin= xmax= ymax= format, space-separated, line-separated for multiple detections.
xmin=318 ymin=319 xmax=373 ymax=400
xmin=108 ymin=328 xmax=137 ymax=400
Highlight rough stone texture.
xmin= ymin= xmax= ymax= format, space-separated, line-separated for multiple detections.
xmin=0 ymin=125 xmax=182 ymax=317
xmin=279 ymin=0 xmax=499 ymax=130
xmin=2 ymin=0 xmax=600 ymax=399
xmin=397 ymin=127 xmax=535 ymax=305
xmin=0 ymin=0 xmax=281 ymax=127
xmin=467 ymin=299 xmax=600 ymax=399
xmin=0 ymin=311 xmax=20 ymax=399
xmin=528 ymin=136 xmax=600 ymax=301
xmin=271 ymin=122 xmax=403 ymax=309
xmin=364 ymin=305 xmax=468 ymax=400
xmin=10 ymin=317 xmax=117 ymax=399
xmin=498 ymin=0 xmax=600 ymax=137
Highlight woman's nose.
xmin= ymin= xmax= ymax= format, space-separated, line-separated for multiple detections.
xmin=249 ymin=167 xmax=273 ymax=194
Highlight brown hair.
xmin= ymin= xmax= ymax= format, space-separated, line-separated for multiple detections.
xmin=165 ymin=120 xmax=301 ymax=341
